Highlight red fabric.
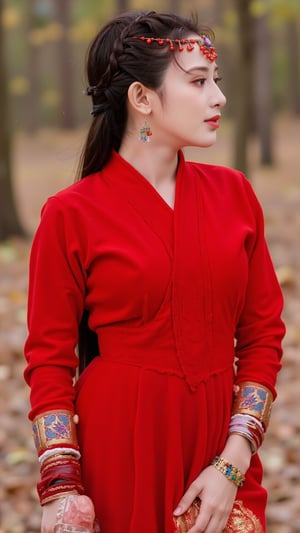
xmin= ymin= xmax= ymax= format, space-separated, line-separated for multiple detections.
xmin=24 ymin=151 xmax=285 ymax=532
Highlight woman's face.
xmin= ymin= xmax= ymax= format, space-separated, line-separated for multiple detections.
xmin=151 ymin=35 xmax=227 ymax=150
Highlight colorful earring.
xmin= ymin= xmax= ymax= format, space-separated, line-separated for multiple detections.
xmin=139 ymin=121 xmax=152 ymax=142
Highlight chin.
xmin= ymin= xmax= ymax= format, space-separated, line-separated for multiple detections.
xmin=198 ymin=139 xmax=217 ymax=148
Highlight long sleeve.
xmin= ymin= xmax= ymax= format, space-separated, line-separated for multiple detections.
xmin=234 ymin=178 xmax=285 ymax=398
xmin=24 ymin=197 xmax=87 ymax=419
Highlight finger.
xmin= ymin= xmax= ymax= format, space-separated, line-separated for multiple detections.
xmin=173 ymin=483 xmax=201 ymax=516
xmin=187 ymin=499 xmax=213 ymax=533
xmin=190 ymin=501 xmax=230 ymax=533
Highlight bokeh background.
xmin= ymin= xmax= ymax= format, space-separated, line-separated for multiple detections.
xmin=0 ymin=0 xmax=299 ymax=531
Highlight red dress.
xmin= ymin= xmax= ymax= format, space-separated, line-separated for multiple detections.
xmin=24 ymin=151 xmax=284 ymax=532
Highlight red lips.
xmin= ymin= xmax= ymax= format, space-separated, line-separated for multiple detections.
xmin=205 ymin=115 xmax=221 ymax=128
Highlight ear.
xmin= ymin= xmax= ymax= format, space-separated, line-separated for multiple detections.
xmin=127 ymin=81 xmax=153 ymax=115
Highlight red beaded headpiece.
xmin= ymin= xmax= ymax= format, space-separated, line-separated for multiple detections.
xmin=133 ymin=35 xmax=218 ymax=62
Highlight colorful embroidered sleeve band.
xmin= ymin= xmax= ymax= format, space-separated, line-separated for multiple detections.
xmin=232 ymin=382 xmax=273 ymax=429
xmin=32 ymin=410 xmax=79 ymax=455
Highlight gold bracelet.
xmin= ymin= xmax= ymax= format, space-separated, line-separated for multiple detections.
xmin=211 ymin=456 xmax=245 ymax=487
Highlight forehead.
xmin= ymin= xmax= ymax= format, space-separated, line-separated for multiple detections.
xmin=175 ymin=50 xmax=217 ymax=72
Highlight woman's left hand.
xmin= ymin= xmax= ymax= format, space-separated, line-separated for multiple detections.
xmin=174 ymin=435 xmax=252 ymax=532
xmin=173 ymin=464 xmax=237 ymax=533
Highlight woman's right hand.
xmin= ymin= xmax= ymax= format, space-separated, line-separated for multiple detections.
xmin=41 ymin=497 xmax=63 ymax=533
xmin=41 ymin=494 xmax=98 ymax=532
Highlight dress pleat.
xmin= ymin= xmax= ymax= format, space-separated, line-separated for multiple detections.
xmin=75 ymin=360 xmax=263 ymax=533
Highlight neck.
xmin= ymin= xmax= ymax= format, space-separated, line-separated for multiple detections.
xmin=118 ymin=140 xmax=179 ymax=187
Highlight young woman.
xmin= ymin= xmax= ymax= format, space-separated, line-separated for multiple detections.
xmin=24 ymin=11 xmax=285 ymax=533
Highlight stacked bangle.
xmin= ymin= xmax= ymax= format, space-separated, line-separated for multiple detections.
xmin=37 ymin=454 xmax=84 ymax=505
xmin=211 ymin=456 xmax=245 ymax=487
xmin=229 ymin=413 xmax=264 ymax=454
xmin=32 ymin=410 xmax=84 ymax=505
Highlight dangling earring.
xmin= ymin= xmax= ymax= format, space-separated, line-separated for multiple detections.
xmin=139 ymin=120 xmax=152 ymax=142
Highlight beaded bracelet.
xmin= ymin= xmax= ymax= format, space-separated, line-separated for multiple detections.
xmin=211 ymin=456 xmax=245 ymax=487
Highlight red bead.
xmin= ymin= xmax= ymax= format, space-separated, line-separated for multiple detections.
xmin=187 ymin=45 xmax=194 ymax=51
xmin=146 ymin=38 xmax=152 ymax=44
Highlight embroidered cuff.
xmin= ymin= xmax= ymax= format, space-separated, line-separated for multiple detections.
xmin=232 ymin=381 xmax=273 ymax=430
xmin=32 ymin=410 xmax=79 ymax=455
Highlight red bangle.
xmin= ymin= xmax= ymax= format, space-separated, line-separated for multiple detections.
xmin=37 ymin=454 xmax=84 ymax=505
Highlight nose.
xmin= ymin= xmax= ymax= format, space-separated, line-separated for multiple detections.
xmin=213 ymin=85 xmax=227 ymax=109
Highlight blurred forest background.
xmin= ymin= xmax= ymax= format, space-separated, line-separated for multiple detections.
xmin=0 ymin=0 xmax=299 ymax=531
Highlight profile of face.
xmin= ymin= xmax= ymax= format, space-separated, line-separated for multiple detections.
xmin=138 ymin=34 xmax=227 ymax=151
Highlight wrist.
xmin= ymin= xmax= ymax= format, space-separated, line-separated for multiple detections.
xmin=221 ymin=434 xmax=252 ymax=473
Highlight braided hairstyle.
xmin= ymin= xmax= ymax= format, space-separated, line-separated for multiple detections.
xmin=77 ymin=12 xmax=212 ymax=371
xmin=77 ymin=11 xmax=212 ymax=179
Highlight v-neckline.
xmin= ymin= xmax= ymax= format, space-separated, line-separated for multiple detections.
xmin=102 ymin=150 xmax=185 ymax=215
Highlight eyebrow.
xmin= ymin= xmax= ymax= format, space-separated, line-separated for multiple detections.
xmin=185 ymin=66 xmax=219 ymax=75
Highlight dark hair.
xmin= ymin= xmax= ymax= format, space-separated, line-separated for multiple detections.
xmin=77 ymin=11 xmax=213 ymax=179
xmin=77 ymin=11 xmax=213 ymax=371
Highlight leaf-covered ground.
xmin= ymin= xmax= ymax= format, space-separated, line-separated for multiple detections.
xmin=0 ymin=117 xmax=299 ymax=532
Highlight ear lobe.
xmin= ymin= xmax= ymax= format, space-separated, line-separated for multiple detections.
xmin=127 ymin=81 xmax=152 ymax=114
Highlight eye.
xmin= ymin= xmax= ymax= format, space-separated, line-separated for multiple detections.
xmin=214 ymin=77 xmax=223 ymax=85
xmin=194 ymin=78 xmax=206 ymax=86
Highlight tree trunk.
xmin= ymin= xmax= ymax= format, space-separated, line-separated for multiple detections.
xmin=233 ymin=0 xmax=254 ymax=175
xmin=116 ymin=0 xmax=130 ymax=14
xmin=54 ymin=0 xmax=75 ymax=129
xmin=169 ymin=0 xmax=181 ymax=14
xmin=26 ymin=0 xmax=39 ymax=133
xmin=0 ymin=0 xmax=24 ymax=240
xmin=286 ymin=20 xmax=300 ymax=115
xmin=253 ymin=12 xmax=273 ymax=165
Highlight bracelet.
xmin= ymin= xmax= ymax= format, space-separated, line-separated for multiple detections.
xmin=228 ymin=413 xmax=264 ymax=454
xmin=232 ymin=382 xmax=273 ymax=430
xmin=37 ymin=455 xmax=84 ymax=505
xmin=211 ymin=456 xmax=245 ymax=487
xmin=39 ymin=446 xmax=81 ymax=464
